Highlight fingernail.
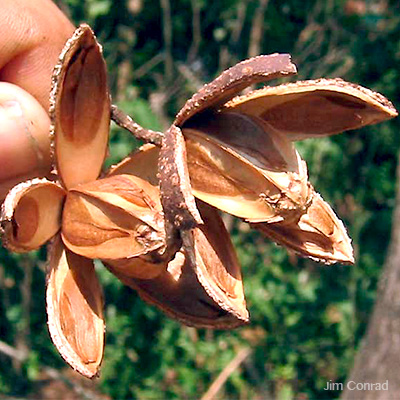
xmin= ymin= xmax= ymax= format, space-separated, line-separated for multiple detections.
xmin=3 ymin=100 xmax=24 ymax=118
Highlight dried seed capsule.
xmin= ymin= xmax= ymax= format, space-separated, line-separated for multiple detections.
xmin=253 ymin=191 xmax=354 ymax=265
xmin=222 ymin=78 xmax=397 ymax=140
xmin=50 ymin=24 xmax=110 ymax=189
xmin=1 ymin=178 xmax=65 ymax=252
xmin=62 ymin=174 xmax=165 ymax=262
xmin=184 ymin=112 xmax=311 ymax=222
xmin=47 ymin=236 xmax=104 ymax=378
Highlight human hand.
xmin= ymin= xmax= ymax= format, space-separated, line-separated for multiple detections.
xmin=0 ymin=0 xmax=74 ymax=199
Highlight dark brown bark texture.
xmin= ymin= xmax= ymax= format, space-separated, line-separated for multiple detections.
xmin=342 ymin=153 xmax=400 ymax=400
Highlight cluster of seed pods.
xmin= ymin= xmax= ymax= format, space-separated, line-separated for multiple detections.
xmin=0 ymin=25 xmax=397 ymax=377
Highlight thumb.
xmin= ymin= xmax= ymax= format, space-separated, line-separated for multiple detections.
xmin=0 ymin=82 xmax=52 ymax=201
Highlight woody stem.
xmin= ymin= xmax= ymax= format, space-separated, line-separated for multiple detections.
xmin=110 ymin=105 xmax=164 ymax=146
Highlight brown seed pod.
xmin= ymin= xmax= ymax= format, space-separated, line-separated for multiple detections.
xmin=183 ymin=112 xmax=311 ymax=223
xmin=62 ymin=174 xmax=165 ymax=261
xmin=253 ymin=191 xmax=354 ymax=264
xmin=50 ymin=24 xmax=110 ymax=189
xmin=1 ymin=178 xmax=65 ymax=252
xmin=46 ymin=236 xmax=105 ymax=378
xmin=222 ymin=78 xmax=397 ymax=140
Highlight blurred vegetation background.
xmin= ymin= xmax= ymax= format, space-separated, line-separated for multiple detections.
xmin=1 ymin=0 xmax=400 ymax=398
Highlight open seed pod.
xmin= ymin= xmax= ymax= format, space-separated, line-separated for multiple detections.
xmin=106 ymin=202 xmax=248 ymax=328
xmin=50 ymin=24 xmax=110 ymax=189
xmin=62 ymin=174 xmax=165 ymax=262
xmin=253 ymin=191 xmax=354 ymax=264
xmin=3 ymin=17 xmax=398 ymax=380
xmin=47 ymin=236 xmax=104 ymax=378
xmin=1 ymin=178 xmax=66 ymax=252
xmin=222 ymin=78 xmax=397 ymax=141
xmin=183 ymin=112 xmax=311 ymax=223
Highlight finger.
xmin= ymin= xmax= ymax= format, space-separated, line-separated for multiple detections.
xmin=0 ymin=0 xmax=75 ymax=109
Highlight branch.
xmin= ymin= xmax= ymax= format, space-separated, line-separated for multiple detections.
xmin=230 ymin=0 xmax=249 ymax=46
xmin=187 ymin=0 xmax=201 ymax=63
xmin=133 ymin=52 xmax=164 ymax=80
xmin=201 ymin=347 xmax=252 ymax=400
xmin=110 ymin=105 xmax=164 ymax=145
xmin=0 ymin=340 xmax=27 ymax=362
xmin=248 ymin=0 xmax=269 ymax=58
xmin=160 ymin=0 xmax=173 ymax=81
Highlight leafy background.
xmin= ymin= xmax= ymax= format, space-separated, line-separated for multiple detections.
xmin=1 ymin=0 xmax=399 ymax=398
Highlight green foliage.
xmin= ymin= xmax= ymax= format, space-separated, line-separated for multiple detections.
xmin=2 ymin=0 xmax=400 ymax=399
